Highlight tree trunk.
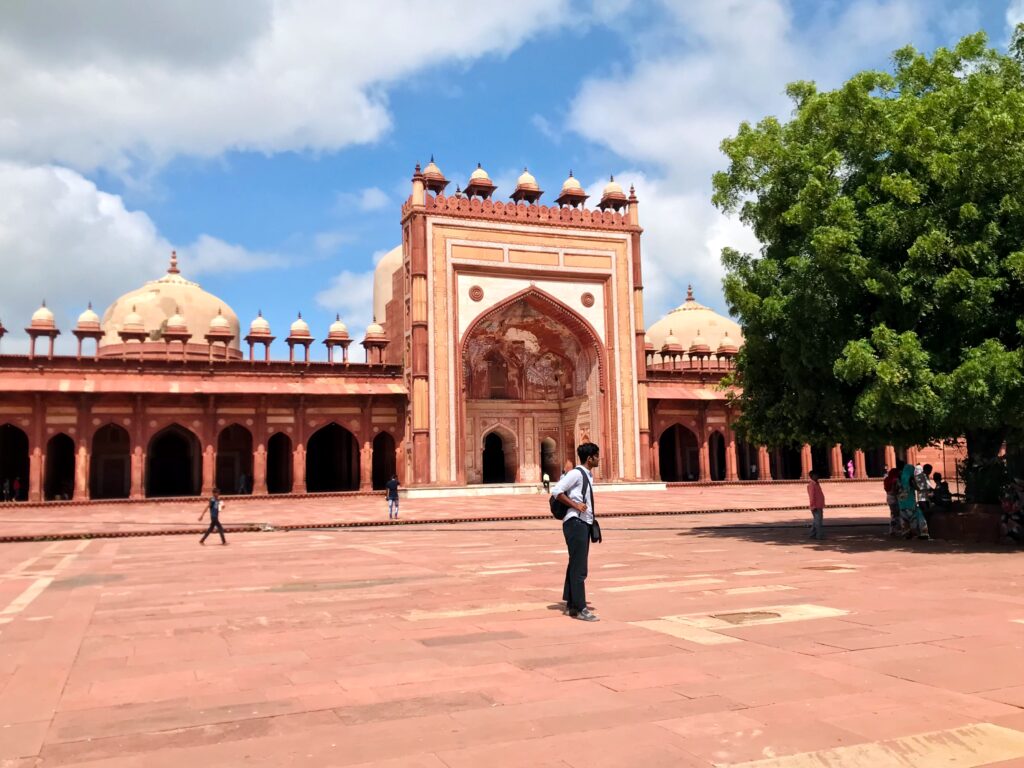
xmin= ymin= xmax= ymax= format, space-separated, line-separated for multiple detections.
xmin=964 ymin=428 xmax=1007 ymax=503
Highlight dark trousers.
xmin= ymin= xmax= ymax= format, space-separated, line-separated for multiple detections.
xmin=201 ymin=515 xmax=226 ymax=543
xmin=562 ymin=517 xmax=590 ymax=611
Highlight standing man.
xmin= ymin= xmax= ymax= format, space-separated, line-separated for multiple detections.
xmin=551 ymin=442 xmax=600 ymax=622
xmin=807 ymin=470 xmax=826 ymax=539
xmin=198 ymin=487 xmax=228 ymax=545
xmin=385 ymin=473 xmax=400 ymax=519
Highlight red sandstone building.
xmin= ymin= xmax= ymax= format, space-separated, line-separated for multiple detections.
xmin=0 ymin=161 xmax=951 ymax=502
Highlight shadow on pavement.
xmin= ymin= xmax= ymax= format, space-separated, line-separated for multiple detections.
xmin=684 ymin=517 xmax=1022 ymax=555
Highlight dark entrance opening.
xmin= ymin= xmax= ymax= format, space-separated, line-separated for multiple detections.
xmin=371 ymin=432 xmax=396 ymax=490
xmin=306 ymin=423 xmax=359 ymax=492
xmin=90 ymin=424 xmax=130 ymax=499
xmin=864 ymin=447 xmax=886 ymax=478
xmin=266 ymin=432 xmax=293 ymax=494
xmin=709 ymin=431 xmax=727 ymax=481
xmin=482 ymin=432 xmax=507 ymax=483
xmin=658 ymin=424 xmax=700 ymax=482
xmin=770 ymin=444 xmax=803 ymax=480
xmin=840 ymin=445 xmax=855 ymax=478
xmin=811 ymin=445 xmax=830 ymax=477
xmin=216 ymin=424 xmax=253 ymax=495
xmin=540 ymin=437 xmax=559 ymax=482
xmin=44 ymin=433 xmax=75 ymax=500
xmin=736 ymin=438 xmax=757 ymax=480
xmin=146 ymin=425 xmax=201 ymax=497
xmin=0 ymin=424 xmax=29 ymax=500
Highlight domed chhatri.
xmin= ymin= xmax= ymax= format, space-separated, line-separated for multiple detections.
xmin=166 ymin=308 xmax=188 ymax=333
xmin=285 ymin=312 xmax=314 ymax=363
xmin=208 ymin=309 xmax=231 ymax=332
xmin=510 ymin=167 xmax=543 ymax=204
xmin=26 ymin=300 xmax=61 ymax=360
xmin=324 ymin=314 xmax=353 ymax=364
xmin=362 ymin=319 xmax=389 ymax=366
xmin=248 ymin=310 xmax=271 ymax=337
xmin=328 ymin=315 xmax=350 ymax=339
xmin=646 ymin=284 xmax=743 ymax=359
xmin=30 ymin=301 xmax=56 ymax=329
xmin=99 ymin=251 xmax=242 ymax=360
xmin=76 ymin=303 xmax=101 ymax=331
xmin=464 ymin=162 xmax=496 ymax=200
xmin=243 ymin=310 xmax=275 ymax=362
xmin=688 ymin=328 xmax=711 ymax=356
xmin=555 ymin=170 xmax=588 ymax=208
xmin=289 ymin=312 xmax=311 ymax=338
xmin=598 ymin=175 xmax=628 ymax=212
xmin=122 ymin=306 xmax=145 ymax=333
xmin=717 ymin=331 xmax=739 ymax=357
xmin=421 ymin=155 xmax=449 ymax=194
xmin=364 ymin=320 xmax=385 ymax=339
xmin=661 ymin=329 xmax=683 ymax=355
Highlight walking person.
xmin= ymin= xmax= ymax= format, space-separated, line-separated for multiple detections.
xmin=551 ymin=442 xmax=601 ymax=622
xmin=385 ymin=473 xmax=400 ymax=519
xmin=898 ymin=461 xmax=930 ymax=539
xmin=884 ymin=463 xmax=902 ymax=535
xmin=198 ymin=487 xmax=228 ymax=545
xmin=12 ymin=477 xmax=21 ymax=502
xmin=807 ymin=470 xmax=826 ymax=539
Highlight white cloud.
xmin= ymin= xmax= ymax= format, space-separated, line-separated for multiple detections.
xmin=314 ymin=269 xmax=375 ymax=361
xmin=1009 ymin=0 xmax=1024 ymax=29
xmin=0 ymin=162 xmax=279 ymax=352
xmin=358 ymin=187 xmax=390 ymax=212
xmin=0 ymin=1 xmax=571 ymax=175
xmin=568 ymin=0 xmax=925 ymax=323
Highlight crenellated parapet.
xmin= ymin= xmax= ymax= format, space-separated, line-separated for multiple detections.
xmin=403 ymin=191 xmax=636 ymax=231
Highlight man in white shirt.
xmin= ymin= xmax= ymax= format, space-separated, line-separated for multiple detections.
xmin=550 ymin=442 xmax=601 ymax=622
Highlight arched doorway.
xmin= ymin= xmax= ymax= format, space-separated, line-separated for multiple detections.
xmin=709 ymin=431 xmax=726 ymax=481
xmin=482 ymin=430 xmax=517 ymax=483
xmin=216 ymin=424 xmax=253 ymax=495
xmin=371 ymin=432 xmax=396 ymax=490
xmin=146 ymin=425 xmax=201 ymax=497
xmin=44 ymin=433 xmax=76 ymax=500
xmin=736 ymin=438 xmax=757 ymax=480
xmin=90 ymin=424 xmax=130 ymax=499
xmin=864 ymin=447 xmax=886 ymax=478
xmin=770 ymin=444 xmax=803 ymax=480
xmin=0 ymin=424 xmax=29 ymax=500
xmin=540 ymin=437 xmax=559 ymax=481
xmin=306 ymin=423 xmax=359 ymax=492
xmin=462 ymin=288 xmax=604 ymax=484
xmin=266 ymin=432 xmax=292 ymax=494
xmin=658 ymin=424 xmax=700 ymax=482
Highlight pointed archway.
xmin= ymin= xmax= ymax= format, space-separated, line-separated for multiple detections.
xmin=371 ymin=432 xmax=396 ymax=490
xmin=266 ymin=432 xmax=293 ymax=494
xmin=306 ymin=423 xmax=359 ymax=492
xmin=0 ymin=424 xmax=29 ymax=500
xmin=44 ymin=433 xmax=76 ymax=500
xmin=146 ymin=424 xmax=201 ymax=497
xmin=658 ymin=424 xmax=699 ymax=482
xmin=91 ymin=424 xmax=130 ymax=499
xmin=709 ymin=431 xmax=726 ymax=481
xmin=216 ymin=424 xmax=253 ymax=495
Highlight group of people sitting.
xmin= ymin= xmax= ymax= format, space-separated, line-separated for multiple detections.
xmin=883 ymin=460 xmax=952 ymax=539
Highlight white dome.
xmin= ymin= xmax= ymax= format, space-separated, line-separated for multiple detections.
xmin=689 ymin=329 xmax=711 ymax=352
xmin=561 ymin=173 xmax=582 ymax=192
xmin=717 ymin=332 xmax=739 ymax=354
xmin=122 ymin=307 xmax=144 ymax=332
xmin=290 ymin=314 xmax=310 ymax=335
xmin=76 ymin=305 xmax=100 ymax=328
xmin=166 ymin=310 xmax=188 ymax=332
xmin=372 ymin=245 xmax=403 ymax=325
xmin=209 ymin=310 xmax=231 ymax=332
xmin=647 ymin=285 xmax=743 ymax=354
xmin=603 ymin=176 xmax=624 ymax=196
xmin=516 ymin=168 xmax=538 ymax=188
xmin=31 ymin=303 xmax=55 ymax=327
xmin=470 ymin=163 xmax=490 ymax=181
xmin=329 ymin=315 xmax=349 ymax=336
xmin=424 ymin=159 xmax=443 ymax=177
xmin=365 ymin=321 xmax=385 ymax=337
xmin=249 ymin=312 xmax=270 ymax=335
xmin=662 ymin=330 xmax=681 ymax=349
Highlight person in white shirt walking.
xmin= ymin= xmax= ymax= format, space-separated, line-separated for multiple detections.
xmin=550 ymin=442 xmax=601 ymax=622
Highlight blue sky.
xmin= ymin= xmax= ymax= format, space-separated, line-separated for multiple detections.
xmin=0 ymin=0 xmax=1014 ymax=359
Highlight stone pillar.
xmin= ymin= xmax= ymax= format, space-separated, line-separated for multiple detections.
xmin=75 ymin=443 xmax=90 ymax=500
xmin=854 ymin=449 xmax=867 ymax=479
xmin=906 ymin=446 xmax=919 ymax=465
xmin=699 ymin=439 xmax=710 ymax=482
xmin=725 ymin=435 xmax=738 ymax=481
xmin=293 ymin=443 xmax=306 ymax=494
xmin=360 ymin=440 xmax=372 ymax=491
xmin=651 ymin=439 xmax=661 ymax=482
xmin=252 ymin=443 xmax=267 ymax=495
xmin=831 ymin=444 xmax=844 ymax=478
xmin=884 ymin=444 xmax=896 ymax=470
xmin=28 ymin=446 xmax=42 ymax=502
xmin=758 ymin=446 xmax=771 ymax=481
xmin=800 ymin=444 xmax=812 ymax=479
xmin=130 ymin=447 xmax=144 ymax=499
xmin=201 ymin=444 xmax=215 ymax=495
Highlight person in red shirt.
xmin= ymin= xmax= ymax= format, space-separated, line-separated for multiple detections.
xmin=807 ymin=470 xmax=826 ymax=540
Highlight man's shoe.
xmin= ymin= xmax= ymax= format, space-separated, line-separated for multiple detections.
xmin=571 ymin=608 xmax=599 ymax=622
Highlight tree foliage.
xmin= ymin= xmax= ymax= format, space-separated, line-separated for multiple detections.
xmin=713 ymin=31 xmax=1024 ymax=463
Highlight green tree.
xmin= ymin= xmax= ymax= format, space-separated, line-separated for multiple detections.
xmin=712 ymin=31 xmax=1024 ymax=497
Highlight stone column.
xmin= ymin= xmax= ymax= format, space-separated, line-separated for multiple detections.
xmin=884 ymin=444 xmax=896 ymax=470
xmin=201 ymin=444 xmax=215 ymax=496
xmin=651 ymin=439 xmax=661 ymax=482
xmin=252 ymin=443 xmax=267 ymax=495
xmin=725 ymin=435 xmax=738 ymax=481
xmin=831 ymin=444 xmax=844 ymax=478
xmin=800 ymin=444 xmax=812 ymax=479
xmin=130 ymin=447 xmax=144 ymax=499
xmin=293 ymin=443 xmax=306 ymax=494
xmin=28 ymin=446 xmax=42 ymax=502
xmin=758 ymin=446 xmax=771 ymax=481
xmin=75 ymin=443 xmax=90 ymax=500
xmin=359 ymin=440 xmax=372 ymax=491
xmin=854 ymin=449 xmax=867 ymax=479
xmin=699 ymin=439 xmax=710 ymax=482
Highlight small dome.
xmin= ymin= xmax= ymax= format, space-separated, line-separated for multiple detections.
xmin=561 ymin=171 xmax=583 ymax=192
xmin=290 ymin=313 xmax=311 ymax=336
xmin=717 ymin=332 xmax=739 ymax=355
xmin=122 ymin=306 xmax=144 ymax=332
xmin=603 ymin=176 xmax=624 ymax=196
xmin=644 ymin=333 xmax=654 ymax=351
xmin=470 ymin=163 xmax=490 ymax=181
xmin=249 ymin=311 xmax=270 ymax=335
xmin=208 ymin=309 xmax=231 ymax=332
xmin=662 ymin=329 xmax=682 ymax=350
xmin=76 ymin=303 xmax=100 ymax=329
xmin=689 ymin=329 xmax=711 ymax=354
xmin=166 ymin=308 xmax=188 ymax=332
xmin=31 ymin=302 xmax=55 ymax=328
xmin=423 ymin=158 xmax=444 ymax=178
xmin=516 ymin=168 xmax=538 ymax=189
xmin=329 ymin=314 xmax=349 ymax=337
xmin=365 ymin=320 xmax=385 ymax=337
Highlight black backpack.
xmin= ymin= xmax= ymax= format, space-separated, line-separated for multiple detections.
xmin=549 ymin=467 xmax=590 ymax=519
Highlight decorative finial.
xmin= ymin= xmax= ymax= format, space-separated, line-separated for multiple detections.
xmin=569 ymin=169 xmax=574 ymax=177
xmin=414 ymin=162 xmax=421 ymax=173
xmin=168 ymin=250 xmax=179 ymax=274
xmin=131 ymin=304 xmax=136 ymax=311
xmin=477 ymin=162 xmax=482 ymax=168
xmin=297 ymin=311 xmax=302 ymax=319
xmin=217 ymin=308 xmax=222 ymax=315
xmin=336 ymin=313 xmax=340 ymax=321
xmin=686 ymin=284 xmax=694 ymax=301
xmin=610 ymin=174 xmax=615 ymax=181
xmin=257 ymin=309 xmax=262 ymax=317
xmin=42 ymin=299 xmax=47 ymax=308
xmin=455 ymin=184 xmax=462 ymax=196
xmin=430 ymin=154 xmax=435 ymax=162
xmin=87 ymin=301 xmax=92 ymax=309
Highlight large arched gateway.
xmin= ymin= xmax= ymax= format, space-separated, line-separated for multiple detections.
xmin=146 ymin=425 xmax=201 ymax=497
xmin=460 ymin=289 xmax=606 ymax=485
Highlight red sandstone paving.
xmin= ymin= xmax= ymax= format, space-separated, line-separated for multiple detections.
xmin=1 ymin=489 xmax=1023 ymax=766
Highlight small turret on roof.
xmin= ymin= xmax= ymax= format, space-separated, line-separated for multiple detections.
xmin=598 ymin=175 xmax=628 ymax=211
xmin=510 ymin=167 xmax=543 ymax=203
xmin=464 ymin=163 xmax=496 ymax=200
xmin=555 ymin=170 xmax=588 ymax=208
xmin=244 ymin=310 xmax=275 ymax=362
xmin=422 ymin=155 xmax=449 ymax=194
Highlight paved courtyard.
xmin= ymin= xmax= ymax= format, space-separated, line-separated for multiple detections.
xmin=3 ymin=488 xmax=1024 ymax=766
